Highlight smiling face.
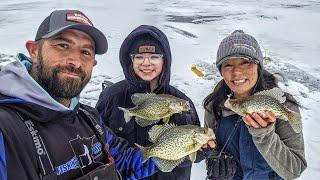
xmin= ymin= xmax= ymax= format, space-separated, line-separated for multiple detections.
xmin=27 ymin=29 xmax=97 ymax=104
xmin=221 ymin=57 xmax=259 ymax=99
xmin=132 ymin=53 xmax=164 ymax=83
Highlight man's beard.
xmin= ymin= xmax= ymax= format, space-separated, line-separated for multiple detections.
xmin=32 ymin=51 xmax=91 ymax=100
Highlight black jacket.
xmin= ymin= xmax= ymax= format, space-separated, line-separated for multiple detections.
xmin=0 ymin=54 xmax=158 ymax=180
xmin=96 ymin=25 xmax=200 ymax=180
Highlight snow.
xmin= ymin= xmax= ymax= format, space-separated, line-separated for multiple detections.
xmin=0 ymin=0 xmax=319 ymax=179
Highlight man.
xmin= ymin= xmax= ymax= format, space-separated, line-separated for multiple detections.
xmin=0 ymin=10 xmax=161 ymax=180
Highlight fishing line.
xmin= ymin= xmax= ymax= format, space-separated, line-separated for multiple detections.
xmin=217 ymin=116 xmax=242 ymax=158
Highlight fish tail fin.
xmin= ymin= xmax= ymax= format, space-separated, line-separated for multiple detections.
xmin=287 ymin=110 xmax=302 ymax=133
xmin=135 ymin=143 xmax=150 ymax=162
xmin=118 ymin=107 xmax=132 ymax=123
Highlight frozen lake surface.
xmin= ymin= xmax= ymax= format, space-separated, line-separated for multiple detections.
xmin=1 ymin=0 xmax=319 ymax=179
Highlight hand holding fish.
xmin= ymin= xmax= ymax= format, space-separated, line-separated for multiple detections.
xmin=243 ymin=110 xmax=276 ymax=128
xmin=136 ymin=124 xmax=216 ymax=172
xmin=201 ymin=139 xmax=217 ymax=149
xmin=118 ymin=93 xmax=190 ymax=127
xmin=224 ymin=87 xmax=302 ymax=133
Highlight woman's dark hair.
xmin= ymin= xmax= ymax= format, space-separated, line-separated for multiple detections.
xmin=203 ymin=67 xmax=297 ymax=120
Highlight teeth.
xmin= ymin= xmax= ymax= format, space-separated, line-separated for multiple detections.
xmin=142 ymin=70 xmax=152 ymax=73
xmin=233 ymin=79 xmax=246 ymax=84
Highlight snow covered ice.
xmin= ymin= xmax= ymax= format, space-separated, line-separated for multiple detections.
xmin=1 ymin=0 xmax=320 ymax=179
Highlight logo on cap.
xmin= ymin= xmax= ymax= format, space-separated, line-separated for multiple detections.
xmin=66 ymin=12 xmax=93 ymax=26
xmin=139 ymin=45 xmax=156 ymax=53
xmin=232 ymin=43 xmax=256 ymax=53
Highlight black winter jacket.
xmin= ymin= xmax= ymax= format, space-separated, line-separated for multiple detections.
xmin=96 ymin=25 xmax=200 ymax=180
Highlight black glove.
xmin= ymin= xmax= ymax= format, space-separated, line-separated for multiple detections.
xmin=206 ymin=151 xmax=237 ymax=180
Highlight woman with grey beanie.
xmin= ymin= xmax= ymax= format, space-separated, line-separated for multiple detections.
xmin=204 ymin=30 xmax=307 ymax=179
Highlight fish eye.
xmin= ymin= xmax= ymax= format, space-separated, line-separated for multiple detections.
xmin=198 ymin=129 xmax=206 ymax=134
xmin=203 ymin=129 xmax=207 ymax=133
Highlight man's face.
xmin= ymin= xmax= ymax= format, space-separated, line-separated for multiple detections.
xmin=30 ymin=29 xmax=97 ymax=99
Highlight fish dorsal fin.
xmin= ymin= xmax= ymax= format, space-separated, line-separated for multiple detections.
xmin=148 ymin=124 xmax=176 ymax=143
xmin=131 ymin=93 xmax=156 ymax=105
xmin=153 ymin=157 xmax=186 ymax=172
xmin=157 ymin=94 xmax=179 ymax=100
xmin=254 ymin=87 xmax=286 ymax=103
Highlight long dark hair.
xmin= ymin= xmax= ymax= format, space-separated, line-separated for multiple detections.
xmin=203 ymin=67 xmax=297 ymax=120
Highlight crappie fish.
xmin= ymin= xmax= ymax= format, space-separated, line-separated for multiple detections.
xmin=136 ymin=124 xmax=215 ymax=172
xmin=118 ymin=93 xmax=190 ymax=127
xmin=224 ymin=87 xmax=302 ymax=133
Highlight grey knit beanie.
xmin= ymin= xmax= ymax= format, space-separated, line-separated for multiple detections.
xmin=216 ymin=30 xmax=263 ymax=70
